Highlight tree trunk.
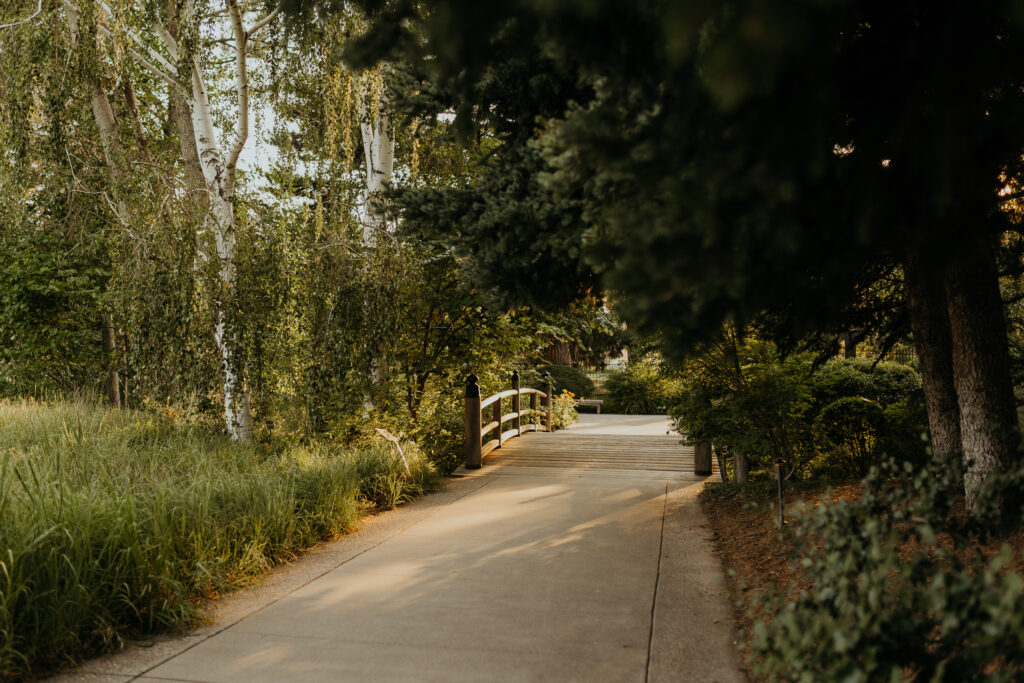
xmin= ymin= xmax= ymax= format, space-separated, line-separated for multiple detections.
xmin=733 ymin=451 xmax=749 ymax=483
xmin=903 ymin=250 xmax=961 ymax=460
xmin=359 ymin=79 xmax=394 ymax=246
xmin=842 ymin=331 xmax=859 ymax=359
xmin=358 ymin=76 xmax=396 ymax=410
xmin=101 ymin=311 xmax=121 ymax=409
xmin=86 ymin=76 xmax=129 ymax=410
xmin=169 ymin=90 xmax=208 ymax=212
xmin=548 ymin=340 xmax=574 ymax=366
xmin=945 ymin=240 xmax=1019 ymax=510
xmin=186 ymin=51 xmax=252 ymax=441
xmin=715 ymin=447 xmax=729 ymax=482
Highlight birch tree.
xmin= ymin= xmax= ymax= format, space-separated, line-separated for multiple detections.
xmin=62 ymin=0 xmax=280 ymax=440
xmin=357 ymin=70 xmax=394 ymax=246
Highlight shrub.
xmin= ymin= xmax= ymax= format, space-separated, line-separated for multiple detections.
xmin=674 ymin=335 xmax=928 ymax=481
xmin=878 ymin=397 xmax=930 ymax=467
xmin=549 ymin=389 xmax=581 ymax=430
xmin=752 ymin=458 xmax=1024 ymax=680
xmin=807 ymin=360 xmax=929 ymax=477
xmin=410 ymin=378 xmax=466 ymax=475
xmin=812 ymin=358 xmax=922 ymax=410
xmin=535 ymin=364 xmax=595 ymax=399
xmin=604 ymin=356 xmax=684 ymax=414
xmin=673 ymin=339 xmax=817 ymax=476
xmin=812 ymin=397 xmax=886 ymax=477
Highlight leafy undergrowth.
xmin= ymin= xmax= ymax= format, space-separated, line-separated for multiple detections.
xmin=0 ymin=399 xmax=438 ymax=680
xmin=701 ymin=469 xmax=1024 ymax=681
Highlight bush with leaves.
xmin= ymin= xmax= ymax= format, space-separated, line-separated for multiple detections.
xmin=674 ymin=332 xmax=927 ymax=480
xmin=812 ymin=397 xmax=886 ymax=478
xmin=812 ymin=358 xmax=923 ymax=413
xmin=809 ymin=361 xmax=929 ymax=478
xmin=752 ymin=458 xmax=1024 ymax=680
xmin=535 ymin=364 xmax=595 ymax=399
xmin=603 ymin=355 xmax=684 ymax=414
xmin=673 ymin=336 xmax=817 ymax=477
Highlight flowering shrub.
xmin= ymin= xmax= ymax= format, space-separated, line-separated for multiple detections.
xmin=550 ymin=389 xmax=580 ymax=430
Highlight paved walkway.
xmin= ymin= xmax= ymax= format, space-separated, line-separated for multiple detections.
xmin=54 ymin=415 xmax=744 ymax=683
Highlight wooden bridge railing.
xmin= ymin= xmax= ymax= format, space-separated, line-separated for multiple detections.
xmin=464 ymin=371 xmax=551 ymax=469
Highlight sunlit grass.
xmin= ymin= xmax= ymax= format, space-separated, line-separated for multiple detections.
xmin=0 ymin=399 xmax=437 ymax=678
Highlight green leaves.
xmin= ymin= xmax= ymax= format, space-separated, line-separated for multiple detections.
xmin=673 ymin=335 xmax=927 ymax=480
xmin=751 ymin=458 xmax=1024 ymax=680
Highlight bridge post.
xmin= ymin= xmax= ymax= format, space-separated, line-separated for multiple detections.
xmin=544 ymin=381 xmax=553 ymax=432
xmin=530 ymin=392 xmax=538 ymax=431
xmin=694 ymin=441 xmax=712 ymax=476
xmin=512 ymin=370 xmax=522 ymax=437
xmin=464 ymin=374 xmax=482 ymax=469
xmin=493 ymin=398 xmax=503 ymax=448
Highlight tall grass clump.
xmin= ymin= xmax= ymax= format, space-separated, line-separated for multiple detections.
xmin=0 ymin=399 xmax=436 ymax=678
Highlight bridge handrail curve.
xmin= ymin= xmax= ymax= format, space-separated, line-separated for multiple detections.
xmin=463 ymin=372 xmax=553 ymax=469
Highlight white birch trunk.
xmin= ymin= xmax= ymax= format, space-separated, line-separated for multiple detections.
xmin=359 ymin=81 xmax=394 ymax=246
xmin=169 ymin=0 xmax=273 ymax=441
xmin=186 ymin=39 xmax=252 ymax=441
xmin=357 ymin=77 xmax=395 ymax=409
xmin=72 ymin=0 xmax=275 ymax=440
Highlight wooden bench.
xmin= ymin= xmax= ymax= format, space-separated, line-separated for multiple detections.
xmin=577 ymin=399 xmax=603 ymax=414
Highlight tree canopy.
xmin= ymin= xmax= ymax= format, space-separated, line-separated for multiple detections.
xmin=335 ymin=0 xmax=1024 ymax=508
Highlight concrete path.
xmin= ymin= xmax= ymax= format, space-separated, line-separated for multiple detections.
xmin=53 ymin=416 xmax=744 ymax=683
xmin=566 ymin=414 xmax=679 ymax=436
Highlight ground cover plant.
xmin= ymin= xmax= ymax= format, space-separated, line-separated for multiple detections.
xmin=701 ymin=462 xmax=1024 ymax=681
xmin=0 ymin=399 xmax=437 ymax=679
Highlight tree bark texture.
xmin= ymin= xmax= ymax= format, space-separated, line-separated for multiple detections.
xmin=547 ymin=340 xmax=574 ymax=366
xmin=169 ymin=90 xmax=208 ymax=212
xmin=358 ymin=75 xmax=395 ymax=406
xmin=903 ymin=250 xmax=961 ymax=460
xmin=715 ymin=446 xmax=729 ymax=482
xmin=86 ymin=78 xmax=126 ymax=409
xmin=177 ymin=2 xmax=258 ymax=441
xmin=359 ymin=80 xmax=394 ymax=246
xmin=945 ymin=241 xmax=1019 ymax=509
xmin=733 ymin=451 xmax=749 ymax=483
xmin=101 ymin=311 xmax=121 ymax=409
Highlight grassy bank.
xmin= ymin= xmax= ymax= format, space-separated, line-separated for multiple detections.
xmin=0 ymin=399 xmax=437 ymax=679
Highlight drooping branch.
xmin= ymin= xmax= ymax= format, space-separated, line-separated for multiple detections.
xmin=0 ymin=0 xmax=43 ymax=31
xmin=63 ymin=0 xmax=181 ymax=88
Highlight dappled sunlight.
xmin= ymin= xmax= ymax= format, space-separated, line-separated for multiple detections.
xmin=261 ymin=480 xmax=667 ymax=616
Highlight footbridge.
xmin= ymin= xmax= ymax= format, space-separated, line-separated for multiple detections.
xmin=458 ymin=372 xmax=716 ymax=480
